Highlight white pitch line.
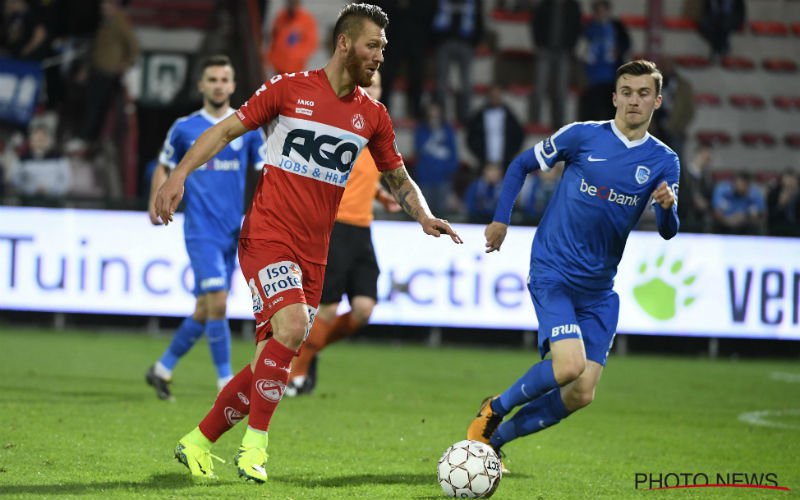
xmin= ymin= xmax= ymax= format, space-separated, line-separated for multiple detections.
xmin=738 ymin=409 xmax=800 ymax=430
xmin=770 ymin=372 xmax=800 ymax=383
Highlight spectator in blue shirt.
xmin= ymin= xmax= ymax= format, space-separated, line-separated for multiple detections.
xmin=464 ymin=162 xmax=503 ymax=223
xmin=711 ymin=171 xmax=765 ymax=235
xmin=579 ymin=0 xmax=630 ymax=122
xmin=412 ymin=102 xmax=459 ymax=215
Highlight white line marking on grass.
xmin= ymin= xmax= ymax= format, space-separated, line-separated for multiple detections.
xmin=770 ymin=372 xmax=800 ymax=383
xmin=738 ymin=409 xmax=800 ymax=430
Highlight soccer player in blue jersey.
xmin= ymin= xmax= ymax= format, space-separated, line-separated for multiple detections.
xmin=145 ymin=55 xmax=268 ymax=400
xmin=467 ymin=60 xmax=679 ymax=460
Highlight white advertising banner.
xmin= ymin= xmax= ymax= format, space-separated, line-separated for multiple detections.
xmin=0 ymin=207 xmax=798 ymax=339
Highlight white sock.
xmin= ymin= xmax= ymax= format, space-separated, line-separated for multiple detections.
xmin=154 ymin=361 xmax=172 ymax=380
xmin=217 ymin=375 xmax=233 ymax=392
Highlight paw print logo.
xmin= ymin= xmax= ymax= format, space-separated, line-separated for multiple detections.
xmin=633 ymin=254 xmax=698 ymax=320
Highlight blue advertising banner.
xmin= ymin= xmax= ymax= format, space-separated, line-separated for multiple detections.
xmin=0 ymin=58 xmax=43 ymax=126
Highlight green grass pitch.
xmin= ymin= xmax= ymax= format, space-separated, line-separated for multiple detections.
xmin=0 ymin=327 xmax=798 ymax=499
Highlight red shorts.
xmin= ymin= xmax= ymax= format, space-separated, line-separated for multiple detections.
xmin=238 ymin=238 xmax=325 ymax=343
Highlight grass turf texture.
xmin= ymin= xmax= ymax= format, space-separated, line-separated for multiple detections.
xmin=0 ymin=327 xmax=798 ymax=499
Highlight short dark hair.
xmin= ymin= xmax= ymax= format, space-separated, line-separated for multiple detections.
xmin=200 ymin=54 xmax=233 ymax=72
xmin=332 ymin=3 xmax=389 ymax=49
xmin=615 ymin=59 xmax=663 ymax=95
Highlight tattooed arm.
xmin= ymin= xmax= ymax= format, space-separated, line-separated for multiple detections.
xmin=381 ymin=166 xmax=463 ymax=244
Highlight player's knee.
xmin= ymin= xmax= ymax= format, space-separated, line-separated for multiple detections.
xmin=564 ymin=388 xmax=595 ymax=411
xmin=273 ymin=315 xmax=309 ymax=350
xmin=350 ymin=305 xmax=374 ymax=327
xmin=553 ymin=355 xmax=586 ymax=384
xmin=206 ymin=296 xmax=227 ymax=319
xmin=192 ymin=301 xmax=208 ymax=321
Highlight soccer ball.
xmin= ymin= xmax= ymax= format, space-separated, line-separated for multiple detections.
xmin=437 ymin=439 xmax=502 ymax=498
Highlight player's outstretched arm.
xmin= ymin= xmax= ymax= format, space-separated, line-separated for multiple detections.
xmin=381 ymin=166 xmax=463 ymax=244
xmin=155 ymin=115 xmax=249 ymax=225
xmin=652 ymin=181 xmax=679 ymax=239
xmin=147 ymin=164 xmax=169 ymax=225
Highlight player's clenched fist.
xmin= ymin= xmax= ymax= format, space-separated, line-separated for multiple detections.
xmin=652 ymin=181 xmax=676 ymax=210
xmin=155 ymin=174 xmax=185 ymax=225
xmin=484 ymin=221 xmax=508 ymax=253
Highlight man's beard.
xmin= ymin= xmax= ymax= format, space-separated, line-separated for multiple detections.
xmin=345 ymin=47 xmax=373 ymax=87
xmin=207 ymin=98 xmax=228 ymax=110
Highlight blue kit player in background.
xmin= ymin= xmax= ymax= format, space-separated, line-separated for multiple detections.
xmin=467 ymin=60 xmax=679 ymax=463
xmin=146 ymin=55 xmax=268 ymax=400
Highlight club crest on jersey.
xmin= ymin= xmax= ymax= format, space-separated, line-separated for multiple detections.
xmin=635 ymin=165 xmax=651 ymax=184
xmin=352 ymin=113 xmax=365 ymax=130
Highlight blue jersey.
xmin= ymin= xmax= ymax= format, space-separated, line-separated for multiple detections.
xmin=160 ymin=109 xmax=268 ymax=241
xmin=495 ymin=120 xmax=680 ymax=291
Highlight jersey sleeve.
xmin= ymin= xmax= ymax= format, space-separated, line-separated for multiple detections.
xmin=367 ymin=103 xmax=403 ymax=172
xmin=235 ymin=74 xmax=287 ymax=130
xmin=532 ymin=123 xmax=583 ymax=171
xmin=247 ymin=127 xmax=269 ymax=171
xmin=158 ymin=121 xmax=185 ymax=169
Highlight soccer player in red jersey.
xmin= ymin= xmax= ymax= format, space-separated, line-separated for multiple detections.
xmin=154 ymin=3 xmax=462 ymax=483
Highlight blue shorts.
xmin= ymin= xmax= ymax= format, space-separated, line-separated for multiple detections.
xmin=185 ymin=237 xmax=238 ymax=297
xmin=529 ymin=278 xmax=620 ymax=366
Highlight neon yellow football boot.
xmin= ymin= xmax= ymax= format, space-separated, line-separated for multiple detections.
xmin=174 ymin=427 xmax=224 ymax=478
xmin=235 ymin=428 xmax=269 ymax=483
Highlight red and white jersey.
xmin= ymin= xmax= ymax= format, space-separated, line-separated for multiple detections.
xmin=236 ymin=69 xmax=402 ymax=264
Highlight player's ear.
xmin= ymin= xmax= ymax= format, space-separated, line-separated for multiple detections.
xmin=336 ymin=32 xmax=350 ymax=53
xmin=654 ymin=94 xmax=662 ymax=110
xmin=612 ymin=92 xmax=618 ymax=108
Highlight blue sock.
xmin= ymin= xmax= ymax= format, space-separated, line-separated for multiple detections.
xmin=206 ymin=319 xmax=232 ymax=379
xmin=159 ymin=317 xmax=205 ymax=370
xmin=492 ymin=359 xmax=558 ymax=416
xmin=490 ymin=388 xmax=570 ymax=450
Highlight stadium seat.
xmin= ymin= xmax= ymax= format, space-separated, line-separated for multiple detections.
xmin=663 ymin=17 xmax=697 ymax=30
xmin=694 ymin=93 xmax=722 ymax=106
xmin=772 ymin=95 xmax=800 ymax=111
xmin=696 ymin=130 xmax=732 ymax=146
xmin=793 ymin=23 xmax=800 ymax=36
xmin=772 ymin=96 xmax=800 ymax=111
xmin=619 ymin=14 xmax=647 ymax=29
xmin=729 ymin=94 xmax=766 ymax=109
xmin=507 ymin=83 xmax=534 ymax=96
xmin=740 ymin=132 xmax=777 ymax=147
xmin=785 ymin=133 xmax=800 ymax=148
xmin=762 ymin=58 xmax=799 ymax=73
xmin=749 ymin=20 xmax=789 ymax=36
xmin=673 ymin=55 xmax=711 ymax=68
xmin=525 ymin=123 xmax=554 ymax=135
xmin=721 ymin=56 xmax=756 ymax=71
xmin=490 ymin=9 xmax=530 ymax=22
xmin=127 ymin=0 xmax=215 ymax=29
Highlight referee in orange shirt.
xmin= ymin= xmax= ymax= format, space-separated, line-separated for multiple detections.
xmin=286 ymin=71 xmax=400 ymax=396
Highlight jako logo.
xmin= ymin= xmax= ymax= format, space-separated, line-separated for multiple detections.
xmin=282 ymin=129 xmax=359 ymax=172
xmin=580 ymin=178 xmax=640 ymax=206
xmin=551 ymin=324 xmax=582 ymax=337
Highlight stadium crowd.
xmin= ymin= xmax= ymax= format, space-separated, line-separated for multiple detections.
xmin=0 ymin=0 xmax=797 ymax=236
